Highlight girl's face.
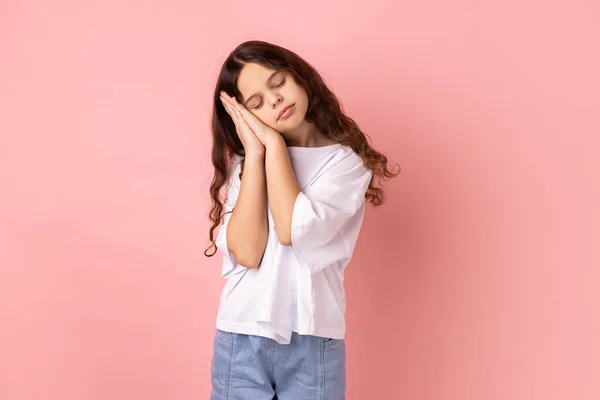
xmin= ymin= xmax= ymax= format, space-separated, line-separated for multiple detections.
xmin=235 ymin=62 xmax=308 ymax=132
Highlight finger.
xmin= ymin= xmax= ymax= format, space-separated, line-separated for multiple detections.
xmin=220 ymin=98 xmax=231 ymax=115
xmin=223 ymin=101 xmax=240 ymax=129
xmin=236 ymin=107 xmax=260 ymax=131
xmin=220 ymin=94 xmax=232 ymax=110
xmin=229 ymin=107 xmax=241 ymax=129
xmin=231 ymin=99 xmax=254 ymax=122
xmin=220 ymin=95 xmax=233 ymax=110
xmin=220 ymin=91 xmax=236 ymax=106
xmin=221 ymin=99 xmax=233 ymax=119
xmin=221 ymin=96 xmax=235 ymax=113
xmin=225 ymin=98 xmax=241 ymax=117
xmin=231 ymin=106 xmax=246 ymax=128
xmin=223 ymin=95 xmax=252 ymax=133
xmin=231 ymin=96 xmax=244 ymax=110
xmin=233 ymin=107 xmax=254 ymax=134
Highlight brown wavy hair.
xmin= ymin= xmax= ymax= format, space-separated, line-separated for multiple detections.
xmin=204 ymin=40 xmax=400 ymax=257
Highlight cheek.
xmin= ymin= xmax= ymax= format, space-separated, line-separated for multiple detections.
xmin=252 ymin=110 xmax=277 ymax=128
xmin=292 ymin=90 xmax=309 ymax=111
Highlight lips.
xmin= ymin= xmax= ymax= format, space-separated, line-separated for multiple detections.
xmin=278 ymin=104 xmax=295 ymax=120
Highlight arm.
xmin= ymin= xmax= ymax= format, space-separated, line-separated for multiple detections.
xmin=264 ymin=135 xmax=300 ymax=246
xmin=221 ymin=94 xmax=371 ymax=275
xmin=266 ymin=136 xmax=373 ymax=275
xmin=226 ymin=154 xmax=269 ymax=268
xmin=219 ymin=93 xmax=299 ymax=247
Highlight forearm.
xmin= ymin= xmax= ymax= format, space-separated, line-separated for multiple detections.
xmin=227 ymin=154 xmax=269 ymax=267
xmin=265 ymin=135 xmax=300 ymax=246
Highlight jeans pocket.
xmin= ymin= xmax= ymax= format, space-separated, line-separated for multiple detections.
xmin=322 ymin=337 xmax=344 ymax=350
xmin=211 ymin=330 xmax=234 ymax=397
xmin=216 ymin=329 xmax=233 ymax=341
xmin=322 ymin=337 xmax=346 ymax=399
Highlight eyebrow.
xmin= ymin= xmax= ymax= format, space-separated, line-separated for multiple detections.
xmin=241 ymin=71 xmax=281 ymax=106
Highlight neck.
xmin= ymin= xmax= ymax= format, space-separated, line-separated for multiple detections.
xmin=281 ymin=121 xmax=331 ymax=147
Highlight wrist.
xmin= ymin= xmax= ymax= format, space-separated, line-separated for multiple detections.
xmin=264 ymin=131 xmax=284 ymax=149
xmin=245 ymin=149 xmax=266 ymax=160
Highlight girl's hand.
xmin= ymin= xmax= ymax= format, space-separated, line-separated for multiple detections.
xmin=220 ymin=91 xmax=264 ymax=157
xmin=221 ymin=92 xmax=282 ymax=148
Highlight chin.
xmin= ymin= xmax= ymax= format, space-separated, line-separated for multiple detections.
xmin=278 ymin=119 xmax=302 ymax=132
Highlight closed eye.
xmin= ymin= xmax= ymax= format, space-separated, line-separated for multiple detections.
xmin=252 ymin=78 xmax=286 ymax=109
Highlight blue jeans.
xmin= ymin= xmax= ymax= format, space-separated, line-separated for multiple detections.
xmin=210 ymin=329 xmax=346 ymax=400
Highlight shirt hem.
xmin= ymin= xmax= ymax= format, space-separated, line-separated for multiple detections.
xmin=216 ymin=319 xmax=346 ymax=344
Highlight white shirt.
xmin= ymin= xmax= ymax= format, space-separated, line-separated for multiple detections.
xmin=214 ymin=143 xmax=373 ymax=344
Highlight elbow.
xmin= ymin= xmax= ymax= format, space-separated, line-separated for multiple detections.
xmin=275 ymin=219 xmax=293 ymax=246
xmin=227 ymin=232 xmax=268 ymax=269
xmin=234 ymin=254 xmax=261 ymax=269
xmin=231 ymin=246 xmax=264 ymax=269
xmin=279 ymin=235 xmax=292 ymax=247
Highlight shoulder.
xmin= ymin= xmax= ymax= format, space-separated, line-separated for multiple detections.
xmin=329 ymin=145 xmax=373 ymax=180
xmin=229 ymin=154 xmax=244 ymax=174
xmin=231 ymin=153 xmax=244 ymax=166
xmin=224 ymin=154 xmax=244 ymax=189
xmin=309 ymin=145 xmax=372 ymax=195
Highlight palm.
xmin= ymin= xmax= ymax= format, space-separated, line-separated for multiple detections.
xmin=220 ymin=91 xmax=280 ymax=147
xmin=220 ymin=92 xmax=264 ymax=156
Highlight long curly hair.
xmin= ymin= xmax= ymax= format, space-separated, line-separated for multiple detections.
xmin=204 ymin=40 xmax=400 ymax=257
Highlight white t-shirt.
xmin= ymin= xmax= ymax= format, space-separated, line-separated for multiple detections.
xmin=214 ymin=143 xmax=373 ymax=344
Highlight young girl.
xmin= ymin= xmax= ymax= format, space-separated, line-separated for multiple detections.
xmin=204 ymin=40 xmax=399 ymax=400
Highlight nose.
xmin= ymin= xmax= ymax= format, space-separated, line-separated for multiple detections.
xmin=269 ymin=93 xmax=283 ymax=108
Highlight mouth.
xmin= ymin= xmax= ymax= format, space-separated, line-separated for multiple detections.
xmin=277 ymin=104 xmax=295 ymax=121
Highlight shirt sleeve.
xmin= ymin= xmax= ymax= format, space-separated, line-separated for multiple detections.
xmin=214 ymin=156 xmax=249 ymax=278
xmin=290 ymin=153 xmax=373 ymax=276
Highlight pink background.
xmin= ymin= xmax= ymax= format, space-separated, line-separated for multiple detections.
xmin=1 ymin=1 xmax=598 ymax=399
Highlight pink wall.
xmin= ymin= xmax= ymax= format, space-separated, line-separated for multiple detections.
xmin=1 ymin=1 xmax=598 ymax=399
